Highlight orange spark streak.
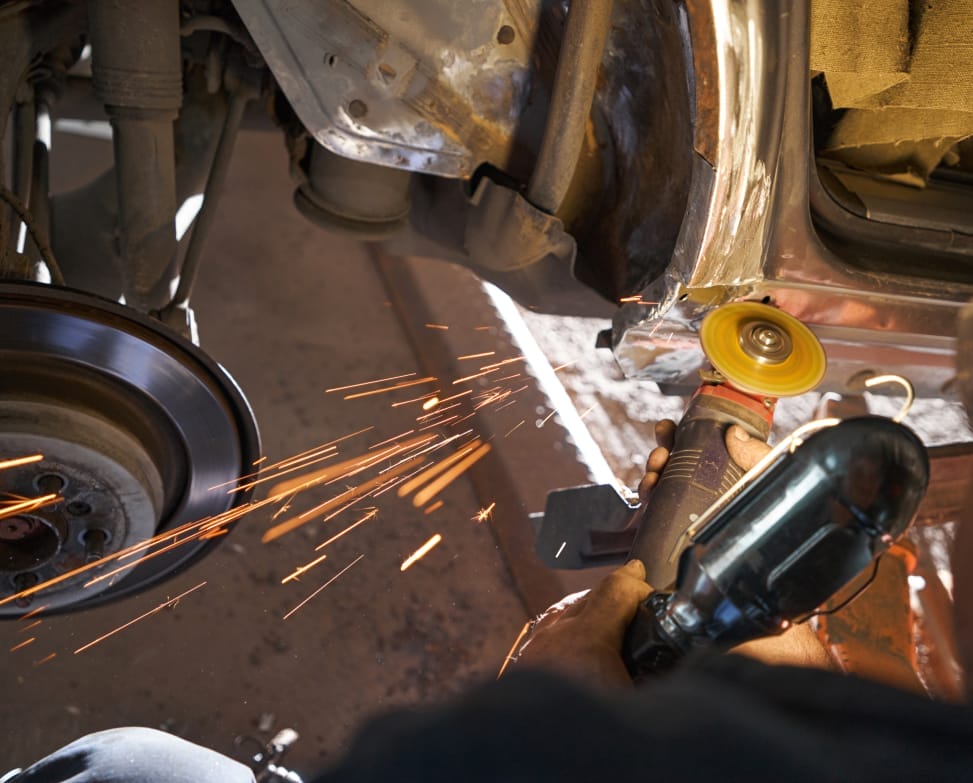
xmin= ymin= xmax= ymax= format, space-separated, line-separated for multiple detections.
xmin=474 ymin=325 xmax=493 ymax=331
xmin=421 ymin=396 xmax=440 ymax=411
xmin=83 ymin=532 xmax=207 ymax=588
xmin=457 ymin=351 xmax=496 ymax=361
xmin=424 ymin=500 xmax=444 ymax=515
xmin=18 ymin=605 xmax=48 ymax=621
xmin=271 ymin=427 xmax=374 ymax=470
xmin=618 ymin=295 xmax=642 ymax=303
xmin=419 ymin=415 xmax=460 ymax=431
xmin=425 ymin=323 xmax=449 ymax=330
xmin=389 ymin=430 xmax=470 ymax=465
xmin=325 ymin=438 xmax=437 ymax=484
xmin=74 ymin=582 xmax=207 ymax=654
xmin=326 ymin=372 xmax=416 ymax=394
xmin=579 ymin=403 xmax=598 ymax=419
xmin=371 ymin=464 xmax=427 ymax=497
xmin=20 ymin=620 xmax=41 ymax=633
xmin=267 ymin=434 xmax=434 ymax=498
xmin=473 ymin=502 xmax=496 ymax=523
xmin=538 ymin=409 xmax=557 ymax=427
xmin=0 ymin=498 xmax=266 ymax=607
xmin=252 ymin=456 xmax=268 ymax=466
xmin=282 ymin=552 xmax=327 ymax=584
xmin=396 ymin=440 xmax=482 ymax=498
xmin=552 ymin=361 xmax=576 ymax=373
xmin=283 ymin=554 xmax=365 ymax=620
xmin=495 ymin=399 xmax=519 ymax=413
xmin=312 ymin=508 xmax=379 ymax=553
xmin=497 ymin=621 xmax=531 ymax=679
xmin=83 ymin=501 xmax=273 ymax=588
xmin=435 ymin=389 xmax=473 ymax=405
xmin=391 ymin=391 xmax=441 ymax=408
xmin=494 ymin=373 xmax=522 ymax=382
xmin=210 ymin=427 xmax=373 ymax=491
xmin=9 ymin=637 xmax=35 ymax=652
xmin=451 ymin=412 xmax=477 ymax=427
xmin=473 ymin=391 xmax=505 ymax=411
xmin=368 ymin=430 xmax=416 ymax=450
xmin=400 ymin=534 xmax=443 ymax=571
xmin=262 ymin=458 xmax=425 ymax=543
xmin=344 ymin=376 xmax=437 ymax=400
xmin=412 ymin=444 xmax=492 ymax=507
xmin=452 ymin=368 xmax=500 ymax=385
xmin=479 ymin=356 xmax=527 ymax=371
xmin=0 ymin=494 xmax=58 ymax=522
xmin=0 ymin=454 xmax=44 ymax=470
xmin=34 ymin=652 xmax=57 ymax=666
xmin=504 ymin=420 xmax=525 ymax=438
xmin=416 ymin=402 xmax=462 ymax=421
xmin=199 ymin=528 xmax=229 ymax=540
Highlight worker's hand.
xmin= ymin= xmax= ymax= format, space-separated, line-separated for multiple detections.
xmin=509 ymin=560 xmax=652 ymax=688
xmin=638 ymin=420 xmax=771 ymax=503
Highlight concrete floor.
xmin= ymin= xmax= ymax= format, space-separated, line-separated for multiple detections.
xmin=2 ymin=131 xmax=533 ymax=774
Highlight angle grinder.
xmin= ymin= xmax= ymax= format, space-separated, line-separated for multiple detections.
xmin=629 ymin=301 xmax=828 ymax=588
xmin=535 ymin=301 xmax=929 ymax=674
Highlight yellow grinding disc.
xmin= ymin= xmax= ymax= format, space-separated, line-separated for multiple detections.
xmin=699 ymin=302 xmax=826 ymax=397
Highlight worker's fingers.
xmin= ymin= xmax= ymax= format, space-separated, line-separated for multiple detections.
xmin=638 ymin=445 xmax=670 ymax=502
xmin=581 ymin=560 xmax=652 ymax=643
xmin=725 ymin=424 xmax=773 ymax=471
xmin=636 ymin=421 xmax=677 ymax=503
xmin=655 ymin=419 xmax=677 ymax=451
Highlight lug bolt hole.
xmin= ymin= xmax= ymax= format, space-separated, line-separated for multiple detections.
xmin=497 ymin=24 xmax=516 ymax=44
xmin=34 ymin=473 xmax=66 ymax=494
xmin=67 ymin=501 xmax=93 ymax=517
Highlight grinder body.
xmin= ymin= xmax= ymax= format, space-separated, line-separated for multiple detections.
xmin=629 ymin=383 xmax=774 ymax=588
xmin=623 ymin=416 xmax=930 ymax=677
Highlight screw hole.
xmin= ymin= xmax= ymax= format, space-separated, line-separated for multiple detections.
xmin=324 ymin=53 xmax=337 ymax=66
xmin=34 ymin=473 xmax=65 ymax=494
xmin=67 ymin=501 xmax=92 ymax=517
xmin=348 ymin=99 xmax=368 ymax=119
xmin=497 ymin=24 xmax=516 ymax=44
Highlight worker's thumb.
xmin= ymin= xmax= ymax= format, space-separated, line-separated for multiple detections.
xmin=725 ymin=425 xmax=773 ymax=471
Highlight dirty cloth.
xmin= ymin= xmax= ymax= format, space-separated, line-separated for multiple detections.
xmin=813 ymin=0 xmax=973 ymax=185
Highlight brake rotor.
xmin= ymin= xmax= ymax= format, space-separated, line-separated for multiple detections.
xmin=0 ymin=283 xmax=260 ymax=617
xmin=699 ymin=302 xmax=826 ymax=396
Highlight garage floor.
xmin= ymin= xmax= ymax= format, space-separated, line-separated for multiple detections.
xmin=1 ymin=130 xmax=554 ymax=774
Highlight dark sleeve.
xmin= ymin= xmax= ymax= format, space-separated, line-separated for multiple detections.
xmin=313 ymin=655 xmax=973 ymax=783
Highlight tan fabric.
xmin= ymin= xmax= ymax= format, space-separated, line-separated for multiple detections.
xmin=810 ymin=0 xmax=910 ymax=108
xmin=813 ymin=0 xmax=973 ymax=185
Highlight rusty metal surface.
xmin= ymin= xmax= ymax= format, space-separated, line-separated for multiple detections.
xmin=814 ymin=546 xmax=927 ymax=696
xmin=914 ymin=443 xmax=973 ymax=527
xmin=231 ymin=0 xmax=550 ymax=178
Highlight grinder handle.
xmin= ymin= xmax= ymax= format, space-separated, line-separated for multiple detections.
xmin=628 ymin=390 xmax=771 ymax=589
